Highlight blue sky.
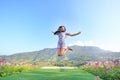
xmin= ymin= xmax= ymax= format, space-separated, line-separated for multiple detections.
xmin=0 ymin=0 xmax=120 ymax=55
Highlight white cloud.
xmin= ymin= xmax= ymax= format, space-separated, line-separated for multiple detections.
xmin=99 ymin=45 xmax=120 ymax=52
xmin=69 ymin=40 xmax=120 ymax=52
xmin=74 ymin=41 xmax=84 ymax=46
xmin=85 ymin=40 xmax=95 ymax=46
xmin=72 ymin=40 xmax=96 ymax=46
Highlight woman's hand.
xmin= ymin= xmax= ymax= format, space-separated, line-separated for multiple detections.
xmin=76 ymin=32 xmax=81 ymax=35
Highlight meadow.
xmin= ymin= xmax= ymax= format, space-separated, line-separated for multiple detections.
xmin=0 ymin=65 xmax=102 ymax=80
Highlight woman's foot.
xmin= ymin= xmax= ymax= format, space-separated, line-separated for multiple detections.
xmin=67 ymin=47 xmax=73 ymax=51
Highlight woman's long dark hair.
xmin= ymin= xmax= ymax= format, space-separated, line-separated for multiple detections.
xmin=54 ymin=26 xmax=66 ymax=35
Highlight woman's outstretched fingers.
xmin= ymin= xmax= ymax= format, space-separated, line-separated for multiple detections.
xmin=77 ymin=32 xmax=81 ymax=35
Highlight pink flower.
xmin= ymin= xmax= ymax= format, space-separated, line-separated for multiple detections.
xmin=105 ymin=68 xmax=111 ymax=72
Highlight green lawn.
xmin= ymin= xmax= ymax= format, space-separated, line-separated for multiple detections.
xmin=0 ymin=69 xmax=102 ymax=80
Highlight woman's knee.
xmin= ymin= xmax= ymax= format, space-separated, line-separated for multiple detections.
xmin=58 ymin=53 xmax=64 ymax=56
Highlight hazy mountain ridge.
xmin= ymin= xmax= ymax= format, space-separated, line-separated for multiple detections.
xmin=1 ymin=46 xmax=120 ymax=65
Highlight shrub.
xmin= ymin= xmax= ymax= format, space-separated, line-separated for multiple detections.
xmin=0 ymin=65 xmax=33 ymax=77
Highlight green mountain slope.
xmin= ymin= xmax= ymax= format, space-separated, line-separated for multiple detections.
xmin=1 ymin=46 xmax=120 ymax=66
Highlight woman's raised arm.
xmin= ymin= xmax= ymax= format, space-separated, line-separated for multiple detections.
xmin=67 ymin=32 xmax=81 ymax=36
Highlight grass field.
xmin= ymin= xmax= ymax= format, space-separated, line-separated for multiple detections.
xmin=0 ymin=69 xmax=102 ymax=80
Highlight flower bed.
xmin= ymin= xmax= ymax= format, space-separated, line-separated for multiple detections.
xmin=81 ymin=61 xmax=120 ymax=80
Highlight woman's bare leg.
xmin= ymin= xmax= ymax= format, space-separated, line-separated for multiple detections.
xmin=61 ymin=48 xmax=69 ymax=56
xmin=58 ymin=47 xmax=73 ymax=56
xmin=58 ymin=48 xmax=72 ymax=56
xmin=58 ymin=48 xmax=61 ymax=56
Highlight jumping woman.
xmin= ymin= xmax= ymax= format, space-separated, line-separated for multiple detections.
xmin=52 ymin=25 xmax=81 ymax=56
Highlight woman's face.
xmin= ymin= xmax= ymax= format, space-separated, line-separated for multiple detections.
xmin=59 ymin=26 xmax=65 ymax=32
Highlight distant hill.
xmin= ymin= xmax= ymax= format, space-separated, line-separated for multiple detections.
xmin=1 ymin=46 xmax=120 ymax=66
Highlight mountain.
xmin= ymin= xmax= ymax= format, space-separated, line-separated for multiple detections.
xmin=1 ymin=46 xmax=120 ymax=66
